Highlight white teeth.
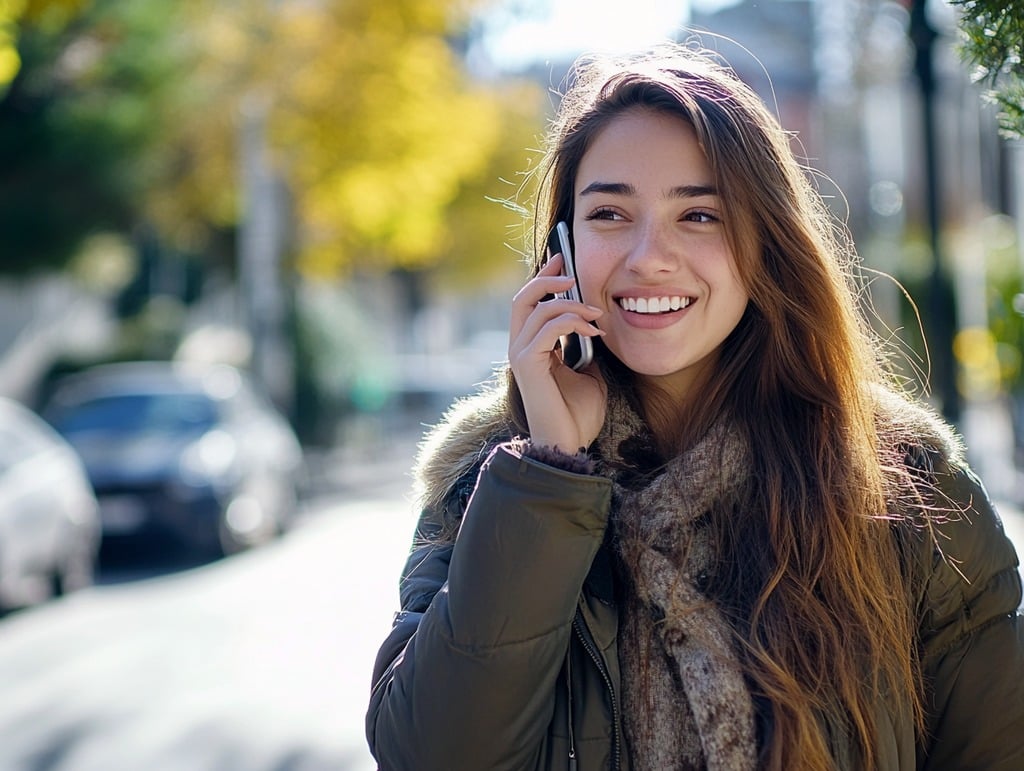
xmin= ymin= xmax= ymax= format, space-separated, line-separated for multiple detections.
xmin=618 ymin=296 xmax=691 ymax=314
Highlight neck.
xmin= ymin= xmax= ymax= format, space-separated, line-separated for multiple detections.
xmin=636 ymin=360 xmax=718 ymax=455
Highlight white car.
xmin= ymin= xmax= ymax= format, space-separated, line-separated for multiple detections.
xmin=0 ymin=397 xmax=100 ymax=613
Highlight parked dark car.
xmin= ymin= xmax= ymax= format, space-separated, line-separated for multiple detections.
xmin=42 ymin=362 xmax=303 ymax=559
xmin=0 ymin=397 xmax=100 ymax=613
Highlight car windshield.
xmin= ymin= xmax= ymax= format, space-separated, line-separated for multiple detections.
xmin=50 ymin=392 xmax=219 ymax=437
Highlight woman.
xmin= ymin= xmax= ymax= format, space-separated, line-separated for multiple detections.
xmin=366 ymin=44 xmax=1024 ymax=770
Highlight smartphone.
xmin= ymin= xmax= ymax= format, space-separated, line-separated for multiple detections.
xmin=547 ymin=221 xmax=594 ymax=371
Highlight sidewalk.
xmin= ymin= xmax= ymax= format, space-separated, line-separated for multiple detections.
xmin=299 ymin=412 xmax=424 ymax=503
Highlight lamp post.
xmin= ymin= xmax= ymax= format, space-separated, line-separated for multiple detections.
xmin=239 ymin=93 xmax=294 ymax=413
xmin=908 ymin=0 xmax=961 ymax=423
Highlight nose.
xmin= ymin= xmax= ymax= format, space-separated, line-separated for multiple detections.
xmin=624 ymin=220 xmax=678 ymax=276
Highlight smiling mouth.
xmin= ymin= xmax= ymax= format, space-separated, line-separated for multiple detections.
xmin=617 ymin=296 xmax=693 ymax=314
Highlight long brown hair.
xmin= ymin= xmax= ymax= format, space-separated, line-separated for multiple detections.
xmin=509 ymin=44 xmax=922 ymax=769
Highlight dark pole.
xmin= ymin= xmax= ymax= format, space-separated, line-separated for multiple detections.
xmin=909 ymin=0 xmax=961 ymax=423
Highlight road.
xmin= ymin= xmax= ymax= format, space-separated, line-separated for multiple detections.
xmin=0 ymin=414 xmax=1020 ymax=771
xmin=0 ymin=484 xmax=419 ymax=771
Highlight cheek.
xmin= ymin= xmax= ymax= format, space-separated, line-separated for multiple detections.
xmin=577 ymin=269 xmax=600 ymax=306
xmin=721 ymin=271 xmax=751 ymax=327
xmin=697 ymin=240 xmax=745 ymax=293
xmin=719 ymin=272 xmax=749 ymax=315
xmin=572 ymin=238 xmax=610 ymax=303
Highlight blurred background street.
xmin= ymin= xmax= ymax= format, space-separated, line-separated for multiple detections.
xmin=1 ymin=0 xmax=1023 ymax=769
xmin=0 ymin=443 xmax=421 ymax=771
xmin=0 ymin=406 xmax=1018 ymax=771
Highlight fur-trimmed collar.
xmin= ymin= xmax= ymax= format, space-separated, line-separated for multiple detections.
xmin=871 ymin=384 xmax=964 ymax=468
xmin=411 ymin=376 xmax=964 ymax=520
xmin=412 ymin=381 xmax=514 ymax=518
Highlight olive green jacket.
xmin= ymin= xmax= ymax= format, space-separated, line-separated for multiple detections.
xmin=366 ymin=394 xmax=1024 ymax=770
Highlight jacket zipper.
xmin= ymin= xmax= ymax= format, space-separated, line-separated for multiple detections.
xmin=572 ymin=609 xmax=621 ymax=771
xmin=566 ymin=647 xmax=578 ymax=771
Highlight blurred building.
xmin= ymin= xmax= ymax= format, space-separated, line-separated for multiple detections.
xmin=690 ymin=0 xmax=818 ymax=160
xmin=692 ymin=0 xmax=1018 ymax=252
xmin=692 ymin=0 xmax=1022 ymax=419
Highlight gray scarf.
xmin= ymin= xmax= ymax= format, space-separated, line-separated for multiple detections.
xmin=595 ymin=393 xmax=758 ymax=771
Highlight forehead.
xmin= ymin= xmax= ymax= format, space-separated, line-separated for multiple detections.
xmin=575 ymin=109 xmax=711 ymax=192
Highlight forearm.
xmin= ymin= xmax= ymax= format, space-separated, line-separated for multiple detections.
xmin=369 ymin=444 xmax=611 ymax=770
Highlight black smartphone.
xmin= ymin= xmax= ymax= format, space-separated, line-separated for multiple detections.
xmin=547 ymin=221 xmax=594 ymax=371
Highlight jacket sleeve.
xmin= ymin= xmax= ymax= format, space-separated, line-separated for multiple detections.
xmin=913 ymin=458 xmax=1024 ymax=771
xmin=366 ymin=443 xmax=612 ymax=771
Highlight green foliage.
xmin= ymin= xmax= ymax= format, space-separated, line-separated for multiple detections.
xmin=0 ymin=1 xmax=193 ymax=273
xmin=951 ymin=0 xmax=1024 ymax=138
xmin=243 ymin=0 xmax=541 ymax=276
xmin=0 ymin=0 xmax=544 ymax=285
xmin=429 ymin=79 xmax=544 ymax=289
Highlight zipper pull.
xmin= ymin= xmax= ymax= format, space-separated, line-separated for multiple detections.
xmin=569 ymin=748 xmax=578 ymax=771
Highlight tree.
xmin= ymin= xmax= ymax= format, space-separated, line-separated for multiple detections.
xmin=951 ymin=0 xmax=1024 ymax=138
xmin=193 ymin=0 xmax=540 ymax=278
xmin=0 ymin=1 xmax=209 ymax=274
xmin=0 ymin=0 xmax=544 ymax=283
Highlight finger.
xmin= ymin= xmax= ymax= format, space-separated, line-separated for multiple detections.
xmin=510 ymin=311 xmax=605 ymax=371
xmin=513 ymin=275 xmax=576 ymax=305
xmin=512 ymin=301 xmax=603 ymax=355
xmin=510 ymin=274 xmax=576 ymax=331
xmin=539 ymin=252 xmax=563 ymax=273
xmin=524 ymin=253 xmax=572 ymax=303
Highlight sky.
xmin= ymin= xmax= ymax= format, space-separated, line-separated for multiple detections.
xmin=479 ymin=0 xmax=743 ymax=71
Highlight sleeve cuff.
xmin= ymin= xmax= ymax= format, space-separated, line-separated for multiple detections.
xmin=506 ymin=438 xmax=596 ymax=475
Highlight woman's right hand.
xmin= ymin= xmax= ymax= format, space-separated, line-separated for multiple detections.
xmin=508 ymin=254 xmax=608 ymax=453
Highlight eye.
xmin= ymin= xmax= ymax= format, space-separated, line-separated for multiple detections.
xmin=583 ymin=207 xmax=623 ymax=221
xmin=683 ymin=210 xmax=720 ymax=224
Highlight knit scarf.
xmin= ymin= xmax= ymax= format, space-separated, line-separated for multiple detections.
xmin=594 ymin=392 xmax=758 ymax=771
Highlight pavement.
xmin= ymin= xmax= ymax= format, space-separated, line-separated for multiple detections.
xmin=0 ymin=488 xmax=419 ymax=771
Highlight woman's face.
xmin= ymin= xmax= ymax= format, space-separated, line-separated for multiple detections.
xmin=571 ymin=108 xmax=749 ymax=401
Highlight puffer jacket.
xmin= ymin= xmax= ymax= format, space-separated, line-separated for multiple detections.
xmin=366 ymin=391 xmax=1024 ymax=771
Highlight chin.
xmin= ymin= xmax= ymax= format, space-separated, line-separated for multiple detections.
xmin=613 ymin=347 xmax=718 ymax=393
xmin=617 ymin=357 xmax=686 ymax=379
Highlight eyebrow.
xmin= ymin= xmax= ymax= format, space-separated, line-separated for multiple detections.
xmin=578 ymin=181 xmax=718 ymax=199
